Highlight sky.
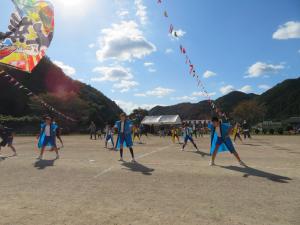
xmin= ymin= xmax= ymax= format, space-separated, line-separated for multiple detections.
xmin=1 ymin=0 xmax=300 ymax=113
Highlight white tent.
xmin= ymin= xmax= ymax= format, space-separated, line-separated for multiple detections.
xmin=141 ymin=115 xmax=182 ymax=125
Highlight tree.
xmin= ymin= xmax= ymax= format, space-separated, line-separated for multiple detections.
xmin=129 ymin=108 xmax=149 ymax=124
xmin=232 ymin=100 xmax=266 ymax=124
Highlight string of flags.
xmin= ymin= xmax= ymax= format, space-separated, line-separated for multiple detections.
xmin=0 ymin=71 xmax=76 ymax=122
xmin=157 ymin=0 xmax=228 ymax=120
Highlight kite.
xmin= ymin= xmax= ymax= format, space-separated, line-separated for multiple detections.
xmin=0 ymin=0 xmax=54 ymax=73
xmin=0 ymin=1 xmax=74 ymax=121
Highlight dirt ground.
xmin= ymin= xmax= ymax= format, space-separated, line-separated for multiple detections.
xmin=0 ymin=135 xmax=299 ymax=225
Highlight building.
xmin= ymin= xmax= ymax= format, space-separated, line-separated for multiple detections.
xmin=141 ymin=115 xmax=182 ymax=126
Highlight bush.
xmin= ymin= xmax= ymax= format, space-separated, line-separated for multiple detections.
xmin=269 ymin=129 xmax=275 ymax=135
xmin=255 ymin=128 xmax=260 ymax=134
xmin=262 ymin=129 xmax=267 ymax=134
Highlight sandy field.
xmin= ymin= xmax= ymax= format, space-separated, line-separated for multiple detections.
xmin=0 ymin=135 xmax=299 ymax=225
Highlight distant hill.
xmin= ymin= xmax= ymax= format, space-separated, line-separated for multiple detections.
xmin=0 ymin=57 xmax=123 ymax=130
xmin=150 ymin=101 xmax=212 ymax=119
xmin=215 ymin=91 xmax=258 ymax=114
xmin=257 ymin=77 xmax=300 ymax=120
xmin=149 ymin=78 xmax=300 ymax=121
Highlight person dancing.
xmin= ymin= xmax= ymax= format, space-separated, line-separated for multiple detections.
xmin=114 ymin=113 xmax=135 ymax=162
xmin=208 ymin=117 xmax=246 ymax=167
xmin=182 ymin=123 xmax=199 ymax=152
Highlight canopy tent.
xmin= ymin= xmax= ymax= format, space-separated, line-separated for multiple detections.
xmin=141 ymin=115 xmax=182 ymax=125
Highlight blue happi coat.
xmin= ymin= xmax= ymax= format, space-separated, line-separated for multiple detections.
xmin=114 ymin=119 xmax=133 ymax=149
xmin=38 ymin=123 xmax=58 ymax=149
xmin=208 ymin=122 xmax=235 ymax=155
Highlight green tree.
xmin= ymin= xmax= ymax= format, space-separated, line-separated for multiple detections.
xmin=232 ymin=100 xmax=266 ymax=124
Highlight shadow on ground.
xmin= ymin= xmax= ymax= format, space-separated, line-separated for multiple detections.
xmin=0 ymin=156 xmax=7 ymax=161
xmin=122 ymin=162 xmax=154 ymax=175
xmin=191 ymin=150 xmax=210 ymax=157
xmin=242 ymin=143 xmax=262 ymax=147
xmin=221 ymin=166 xmax=292 ymax=183
xmin=34 ymin=159 xmax=56 ymax=170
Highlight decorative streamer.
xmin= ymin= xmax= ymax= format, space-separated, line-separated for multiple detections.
xmin=0 ymin=71 xmax=76 ymax=122
xmin=156 ymin=1 xmax=228 ymax=120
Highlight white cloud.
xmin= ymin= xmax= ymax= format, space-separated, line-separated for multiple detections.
xmin=239 ymin=85 xmax=252 ymax=93
xmin=273 ymin=21 xmax=300 ymax=40
xmin=169 ymin=29 xmax=186 ymax=40
xmin=144 ymin=62 xmax=154 ymax=67
xmin=96 ymin=20 xmax=156 ymax=62
xmin=192 ymin=91 xmax=216 ymax=97
xmin=165 ymin=48 xmax=174 ymax=54
xmin=203 ymin=70 xmax=217 ymax=79
xmin=135 ymin=87 xmax=175 ymax=98
xmin=174 ymin=29 xmax=186 ymax=38
xmin=220 ymin=85 xmax=235 ymax=95
xmin=258 ymin=84 xmax=271 ymax=90
xmin=113 ymin=80 xmax=139 ymax=93
xmin=114 ymin=100 xmax=157 ymax=114
xmin=245 ymin=62 xmax=284 ymax=78
xmin=117 ymin=10 xmax=129 ymax=18
xmin=134 ymin=0 xmax=148 ymax=25
xmin=134 ymin=93 xmax=147 ymax=97
xmin=171 ymin=96 xmax=197 ymax=101
xmin=53 ymin=60 xmax=76 ymax=77
xmin=171 ymin=91 xmax=216 ymax=102
xmin=91 ymin=66 xmax=133 ymax=82
xmin=144 ymin=62 xmax=156 ymax=72
xmin=148 ymin=68 xmax=156 ymax=73
xmin=88 ymin=43 xmax=95 ymax=48
xmin=146 ymin=87 xmax=175 ymax=98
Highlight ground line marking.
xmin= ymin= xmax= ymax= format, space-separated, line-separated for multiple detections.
xmin=93 ymin=145 xmax=170 ymax=178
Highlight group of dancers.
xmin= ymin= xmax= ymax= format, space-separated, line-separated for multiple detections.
xmin=0 ymin=113 xmax=247 ymax=167
xmin=99 ymin=113 xmax=247 ymax=166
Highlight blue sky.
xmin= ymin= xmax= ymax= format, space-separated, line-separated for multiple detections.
xmin=1 ymin=0 xmax=300 ymax=113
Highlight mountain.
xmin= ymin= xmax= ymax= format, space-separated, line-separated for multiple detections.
xmin=257 ymin=77 xmax=300 ymax=120
xmin=150 ymin=101 xmax=212 ymax=119
xmin=149 ymin=78 xmax=300 ymax=121
xmin=0 ymin=57 xmax=123 ymax=131
xmin=149 ymin=91 xmax=257 ymax=120
xmin=215 ymin=91 xmax=258 ymax=114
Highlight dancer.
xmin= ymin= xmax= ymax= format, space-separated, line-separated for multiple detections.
xmin=139 ymin=124 xmax=148 ymax=138
xmin=105 ymin=125 xmax=114 ymax=149
xmin=52 ymin=118 xmax=63 ymax=148
xmin=171 ymin=127 xmax=180 ymax=144
xmin=97 ymin=129 xmax=103 ymax=140
xmin=182 ymin=123 xmax=199 ymax=152
xmin=0 ymin=124 xmax=17 ymax=156
xmin=114 ymin=113 xmax=135 ymax=162
xmin=37 ymin=116 xmax=59 ymax=160
xmin=208 ymin=117 xmax=246 ymax=167
xmin=233 ymin=122 xmax=243 ymax=144
xmin=132 ymin=125 xmax=141 ymax=143
xmin=242 ymin=120 xmax=251 ymax=140
xmin=192 ymin=123 xmax=198 ymax=138
xmin=199 ymin=121 xmax=204 ymax=137
xmin=88 ymin=121 xmax=97 ymax=140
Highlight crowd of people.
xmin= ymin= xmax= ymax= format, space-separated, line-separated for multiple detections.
xmin=0 ymin=113 xmax=252 ymax=167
